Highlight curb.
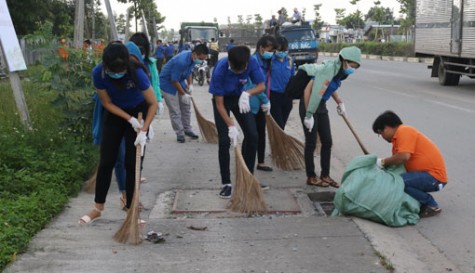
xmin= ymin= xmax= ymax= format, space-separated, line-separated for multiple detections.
xmin=320 ymin=52 xmax=433 ymax=64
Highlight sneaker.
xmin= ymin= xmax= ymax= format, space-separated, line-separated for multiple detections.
xmin=185 ymin=131 xmax=199 ymax=140
xmin=419 ymin=206 xmax=442 ymax=218
xmin=219 ymin=185 xmax=232 ymax=199
xmin=177 ymin=135 xmax=185 ymax=143
xmin=260 ymin=184 xmax=270 ymax=190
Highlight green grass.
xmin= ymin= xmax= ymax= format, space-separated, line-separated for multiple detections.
xmin=0 ymin=75 xmax=97 ymax=271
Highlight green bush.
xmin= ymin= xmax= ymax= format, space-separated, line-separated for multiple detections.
xmin=0 ymin=50 xmax=98 ymax=270
xmin=319 ymin=42 xmax=414 ymax=57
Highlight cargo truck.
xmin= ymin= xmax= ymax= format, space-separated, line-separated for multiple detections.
xmin=415 ymin=0 xmax=475 ymax=85
xmin=279 ymin=22 xmax=319 ymax=66
xmin=179 ymin=22 xmax=219 ymax=44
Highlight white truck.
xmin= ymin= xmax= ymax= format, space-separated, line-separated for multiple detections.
xmin=415 ymin=0 xmax=475 ymax=85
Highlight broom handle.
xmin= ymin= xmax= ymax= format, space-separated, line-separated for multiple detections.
xmin=341 ymin=114 xmax=369 ymax=155
xmin=133 ymin=113 xmax=143 ymax=206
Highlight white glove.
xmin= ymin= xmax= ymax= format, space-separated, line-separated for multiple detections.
xmin=188 ymin=84 xmax=194 ymax=94
xmin=180 ymin=93 xmax=191 ymax=105
xmin=156 ymin=101 xmax=164 ymax=116
xmin=128 ymin=117 xmax=143 ymax=132
xmin=303 ymin=116 xmax=314 ymax=132
xmin=376 ymin=158 xmax=385 ymax=169
xmin=261 ymin=102 xmax=271 ymax=114
xmin=337 ymin=102 xmax=346 ymax=117
xmin=238 ymin=91 xmax=251 ymax=113
xmin=134 ymin=131 xmax=147 ymax=156
xmin=228 ymin=126 xmax=239 ymax=147
xmin=147 ymin=125 xmax=154 ymax=142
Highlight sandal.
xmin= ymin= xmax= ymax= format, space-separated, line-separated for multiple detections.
xmin=256 ymin=164 xmax=273 ymax=172
xmin=306 ymin=176 xmax=329 ymax=187
xmin=320 ymin=176 xmax=340 ymax=188
xmin=420 ymin=206 xmax=442 ymax=218
xmin=79 ymin=207 xmax=102 ymax=224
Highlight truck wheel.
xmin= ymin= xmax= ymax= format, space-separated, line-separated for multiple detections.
xmin=438 ymin=61 xmax=460 ymax=86
xmin=198 ymin=70 xmax=205 ymax=86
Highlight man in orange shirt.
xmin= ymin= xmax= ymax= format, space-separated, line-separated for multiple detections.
xmin=372 ymin=110 xmax=447 ymax=218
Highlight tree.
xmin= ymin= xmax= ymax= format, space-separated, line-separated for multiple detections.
xmin=334 ymin=8 xmax=346 ymax=25
xmin=397 ymin=0 xmax=415 ymax=39
xmin=116 ymin=0 xmax=164 ymax=36
xmin=279 ymin=7 xmax=288 ymax=20
xmin=237 ymin=15 xmax=244 ymax=26
xmin=254 ymin=14 xmax=263 ymax=28
xmin=339 ymin=12 xmax=365 ymax=29
xmin=246 ymin=15 xmax=252 ymax=25
xmin=312 ymin=4 xmax=324 ymax=32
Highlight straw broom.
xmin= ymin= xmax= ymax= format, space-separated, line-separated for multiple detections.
xmin=113 ymin=113 xmax=143 ymax=245
xmin=83 ymin=166 xmax=97 ymax=193
xmin=265 ymin=115 xmax=305 ymax=171
xmin=228 ymin=145 xmax=267 ymax=215
xmin=191 ymin=97 xmax=218 ymax=144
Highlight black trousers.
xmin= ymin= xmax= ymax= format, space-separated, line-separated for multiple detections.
xmin=213 ymin=96 xmax=258 ymax=185
xmin=95 ymin=102 xmax=147 ymax=208
xmin=299 ymin=99 xmax=332 ymax=178
xmin=255 ymin=109 xmax=267 ymax=164
xmin=156 ymin=58 xmax=164 ymax=73
xmin=269 ymin=91 xmax=293 ymax=130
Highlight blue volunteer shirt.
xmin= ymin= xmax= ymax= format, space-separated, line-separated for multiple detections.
xmin=92 ymin=63 xmax=150 ymax=109
xmin=209 ymin=57 xmax=265 ymax=97
xmin=159 ymin=50 xmax=194 ymax=95
xmin=322 ymin=78 xmax=342 ymax=101
xmin=165 ymin=44 xmax=175 ymax=57
xmin=154 ymin=45 xmax=165 ymax=59
xmin=270 ymin=55 xmax=295 ymax=93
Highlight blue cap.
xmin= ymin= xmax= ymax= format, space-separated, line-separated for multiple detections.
xmin=125 ymin=41 xmax=144 ymax=64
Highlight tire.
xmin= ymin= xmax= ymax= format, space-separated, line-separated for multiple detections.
xmin=198 ymin=70 xmax=204 ymax=86
xmin=438 ymin=60 xmax=460 ymax=86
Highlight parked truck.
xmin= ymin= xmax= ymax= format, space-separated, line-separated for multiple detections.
xmin=415 ymin=0 xmax=475 ymax=86
xmin=279 ymin=22 xmax=319 ymax=66
xmin=179 ymin=22 xmax=219 ymax=44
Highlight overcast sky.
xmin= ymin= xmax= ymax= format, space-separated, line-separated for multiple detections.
xmin=105 ymin=0 xmax=402 ymax=30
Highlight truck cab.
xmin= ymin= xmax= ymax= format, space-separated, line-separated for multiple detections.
xmin=279 ymin=22 xmax=319 ymax=66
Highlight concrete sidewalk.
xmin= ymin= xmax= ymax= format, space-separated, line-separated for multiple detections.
xmin=4 ymin=84 xmax=452 ymax=273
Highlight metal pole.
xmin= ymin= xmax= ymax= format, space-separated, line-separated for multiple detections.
xmin=104 ymin=0 xmax=118 ymax=40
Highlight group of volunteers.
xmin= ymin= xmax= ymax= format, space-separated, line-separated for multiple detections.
xmin=79 ymin=29 xmax=447 ymax=224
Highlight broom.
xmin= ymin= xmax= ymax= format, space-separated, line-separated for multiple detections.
xmin=265 ymin=114 xmax=305 ymax=171
xmin=191 ymin=97 xmax=218 ymax=144
xmin=113 ymin=113 xmax=143 ymax=244
xmin=83 ymin=166 xmax=97 ymax=193
xmin=228 ymin=145 xmax=267 ymax=215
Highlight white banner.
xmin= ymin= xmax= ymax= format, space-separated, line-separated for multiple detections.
xmin=0 ymin=0 xmax=27 ymax=72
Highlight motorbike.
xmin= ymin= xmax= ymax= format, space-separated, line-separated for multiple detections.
xmin=192 ymin=60 xmax=208 ymax=86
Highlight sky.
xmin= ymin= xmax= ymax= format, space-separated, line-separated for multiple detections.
xmin=104 ymin=0 xmax=402 ymax=31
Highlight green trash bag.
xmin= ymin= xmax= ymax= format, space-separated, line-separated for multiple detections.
xmin=332 ymin=154 xmax=420 ymax=227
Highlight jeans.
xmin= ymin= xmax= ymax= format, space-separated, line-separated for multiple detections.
xmin=401 ymin=171 xmax=445 ymax=208
xmin=213 ymin=96 xmax=258 ymax=184
xmin=299 ymin=99 xmax=332 ymax=178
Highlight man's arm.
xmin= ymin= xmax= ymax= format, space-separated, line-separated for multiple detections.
xmin=382 ymin=152 xmax=411 ymax=167
xmin=215 ymin=96 xmax=233 ymax=127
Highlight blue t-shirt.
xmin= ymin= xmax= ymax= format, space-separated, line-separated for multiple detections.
xmin=154 ymin=45 xmax=165 ymax=59
xmin=226 ymin=43 xmax=234 ymax=52
xmin=92 ymin=63 xmax=150 ymax=109
xmin=270 ymin=55 xmax=295 ymax=93
xmin=159 ymin=50 xmax=194 ymax=95
xmin=209 ymin=56 xmax=265 ymax=97
xmin=165 ymin=44 xmax=175 ymax=57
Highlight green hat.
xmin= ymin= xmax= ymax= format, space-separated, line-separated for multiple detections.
xmin=339 ymin=46 xmax=362 ymax=67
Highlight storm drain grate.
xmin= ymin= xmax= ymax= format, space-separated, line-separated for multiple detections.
xmin=307 ymin=191 xmax=336 ymax=216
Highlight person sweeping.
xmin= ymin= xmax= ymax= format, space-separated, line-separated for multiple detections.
xmin=299 ymin=46 xmax=361 ymax=188
xmin=209 ymin=46 xmax=266 ymax=199
xmin=79 ymin=42 xmax=157 ymax=224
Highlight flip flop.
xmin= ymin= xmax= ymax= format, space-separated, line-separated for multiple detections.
xmin=256 ymin=165 xmax=273 ymax=172
xmin=79 ymin=208 xmax=102 ymax=224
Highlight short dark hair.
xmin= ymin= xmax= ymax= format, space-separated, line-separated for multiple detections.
xmin=193 ymin=44 xmax=209 ymax=55
xmin=103 ymin=42 xmax=129 ymax=73
xmin=372 ymin=110 xmax=403 ymax=133
xmin=228 ymin=46 xmax=250 ymax=70
xmin=230 ymin=39 xmax=234 ymax=43
xmin=129 ymin=32 xmax=150 ymax=60
xmin=276 ymin=36 xmax=289 ymax=51
xmin=255 ymin=35 xmax=277 ymax=52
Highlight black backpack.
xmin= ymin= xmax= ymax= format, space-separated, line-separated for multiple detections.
xmin=284 ymin=69 xmax=312 ymax=100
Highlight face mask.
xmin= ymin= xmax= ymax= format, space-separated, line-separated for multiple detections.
xmin=275 ymin=51 xmax=288 ymax=59
xmin=262 ymin=51 xmax=274 ymax=60
xmin=343 ymin=67 xmax=355 ymax=75
xmin=106 ymin=71 xmax=126 ymax=79
xmin=194 ymin=59 xmax=204 ymax=65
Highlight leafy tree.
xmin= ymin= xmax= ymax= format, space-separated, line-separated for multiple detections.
xmin=397 ymin=0 xmax=415 ymax=36
xmin=312 ymin=4 xmax=324 ymax=31
xmin=246 ymin=15 xmax=253 ymax=25
xmin=254 ymin=14 xmax=263 ymax=28
xmin=334 ymin=8 xmax=346 ymax=25
xmin=339 ymin=11 xmax=365 ymax=29
xmin=116 ymin=14 xmax=127 ymax=34
xmin=280 ymin=7 xmax=288 ymax=20
xmin=116 ymin=0 xmax=165 ymax=36
xmin=237 ymin=15 xmax=244 ymax=26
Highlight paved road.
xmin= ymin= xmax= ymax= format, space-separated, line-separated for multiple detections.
xmin=327 ymin=57 xmax=475 ymax=273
